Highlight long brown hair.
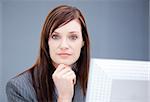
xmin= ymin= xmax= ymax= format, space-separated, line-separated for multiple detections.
xmin=29 ymin=5 xmax=90 ymax=101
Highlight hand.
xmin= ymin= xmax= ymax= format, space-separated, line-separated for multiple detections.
xmin=52 ymin=64 xmax=76 ymax=101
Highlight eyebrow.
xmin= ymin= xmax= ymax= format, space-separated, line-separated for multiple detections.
xmin=52 ymin=31 xmax=80 ymax=34
xmin=52 ymin=31 xmax=59 ymax=34
xmin=69 ymin=31 xmax=80 ymax=34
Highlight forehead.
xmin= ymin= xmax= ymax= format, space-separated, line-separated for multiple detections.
xmin=54 ymin=19 xmax=81 ymax=33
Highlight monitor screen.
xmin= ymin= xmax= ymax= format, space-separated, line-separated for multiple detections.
xmin=86 ymin=58 xmax=149 ymax=102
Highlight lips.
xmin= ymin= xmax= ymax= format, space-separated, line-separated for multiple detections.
xmin=58 ymin=53 xmax=71 ymax=55
xmin=57 ymin=53 xmax=72 ymax=58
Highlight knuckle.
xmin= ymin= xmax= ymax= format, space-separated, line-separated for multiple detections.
xmin=52 ymin=73 xmax=59 ymax=80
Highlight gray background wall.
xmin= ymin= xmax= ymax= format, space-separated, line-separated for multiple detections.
xmin=0 ymin=0 xmax=149 ymax=102
xmin=149 ymin=0 xmax=150 ymax=60
xmin=0 ymin=1 xmax=2 ymax=102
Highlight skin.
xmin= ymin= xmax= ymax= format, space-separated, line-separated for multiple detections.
xmin=48 ymin=19 xmax=84 ymax=102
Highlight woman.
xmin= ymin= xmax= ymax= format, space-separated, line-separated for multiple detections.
xmin=6 ymin=5 xmax=90 ymax=102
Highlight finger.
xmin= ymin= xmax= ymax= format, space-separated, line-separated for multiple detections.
xmin=53 ymin=65 xmax=72 ymax=78
xmin=54 ymin=64 xmax=66 ymax=73
xmin=62 ymin=71 xmax=76 ymax=85
xmin=73 ymin=77 xmax=76 ymax=85
xmin=57 ymin=65 xmax=72 ymax=75
xmin=64 ymin=66 xmax=76 ymax=84
xmin=62 ymin=70 xmax=74 ymax=77
xmin=58 ymin=67 xmax=72 ymax=75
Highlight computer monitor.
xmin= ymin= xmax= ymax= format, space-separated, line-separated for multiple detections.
xmin=86 ymin=58 xmax=150 ymax=102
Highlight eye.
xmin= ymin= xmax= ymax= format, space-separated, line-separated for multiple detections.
xmin=69 ymin=35 xmax=78 ymax=40
xmin=51 ymin=34 xmax=60 ymax=40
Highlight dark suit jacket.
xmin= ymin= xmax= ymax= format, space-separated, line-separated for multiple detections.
xmin=6 ymin=71 xmax=85 ymax=102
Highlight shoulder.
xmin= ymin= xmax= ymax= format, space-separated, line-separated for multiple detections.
xmin=6 ymin=71 xmax=33 ymax=91
xmin=6 ymin=71 xmax=37 ymax=102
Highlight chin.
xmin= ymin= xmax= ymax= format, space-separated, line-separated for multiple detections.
xmin=56 ymin=60 xmax=74 ymax=65
xmin=60 ymin=62 xmax=72 ymax=65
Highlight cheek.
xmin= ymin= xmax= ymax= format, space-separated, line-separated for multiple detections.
xmin=73 ymin=43 xmax=82 ymax=56
xmin=48 ymin=41 xmax=57 ymax=57
xmin=48 ymin=40 xmax=59 ymax=49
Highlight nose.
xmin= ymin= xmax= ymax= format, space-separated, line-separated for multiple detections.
xmin=59 ymin=38 xmax=69 ymax=50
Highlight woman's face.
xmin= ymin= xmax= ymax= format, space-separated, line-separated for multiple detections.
xmin=48 ymin=19 xmax=84 ymax=68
